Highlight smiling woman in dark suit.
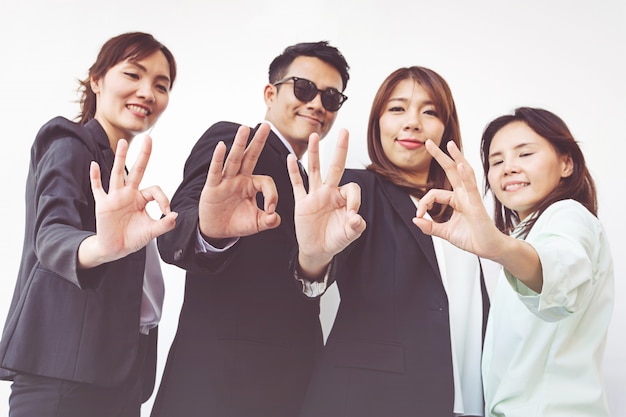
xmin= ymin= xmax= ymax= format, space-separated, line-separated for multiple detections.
xmin=290 ymin=66 xmax=490 ymax=417
xmin=0 ymin=32 xmax=177 ymax=417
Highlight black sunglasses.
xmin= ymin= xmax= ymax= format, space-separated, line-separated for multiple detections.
xmin=273 ymin=76 xmax=348 ymax=112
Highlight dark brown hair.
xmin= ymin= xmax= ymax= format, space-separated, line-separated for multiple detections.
xmin=366 ymin=66 xmax=462 ymax=222
xmin=77 ymin=32 xmax=177 ymax=124
xmin=480 ymin=107 xmax=597 ymax=235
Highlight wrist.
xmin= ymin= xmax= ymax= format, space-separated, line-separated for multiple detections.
xmin=77 ymin=235 xmax=111 ymax=269
xmin=297 ymin=253 xmax=332 ymax=282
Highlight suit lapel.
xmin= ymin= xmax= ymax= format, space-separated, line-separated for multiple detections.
xmin=377 ymin=177 xmax=442 ymax=278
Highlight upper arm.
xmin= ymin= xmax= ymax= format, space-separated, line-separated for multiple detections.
xmin=511 ymin=201 xmax=600 ymax=320
xmin=32 ymin=136 xmax=100 ymax=285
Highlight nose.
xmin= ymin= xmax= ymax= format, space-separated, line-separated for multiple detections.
xmin=403 ymin=112 xmax=421 ymax=131
xmin=503 ymin=159 xmax=519 ymax=175
xmin=306 ymin=91 xmax=325 ymax=111
xmin=137 ymin=81 xmax=156 ymax=103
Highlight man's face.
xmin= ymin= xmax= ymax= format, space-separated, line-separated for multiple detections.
xmin=264 ymin=56 xmax=344 ymax=158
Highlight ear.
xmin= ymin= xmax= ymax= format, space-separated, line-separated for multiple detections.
xmin=561 ymin=154 xmax=574 ymax=178
xmin=90 ymin=77 xmax=101 ymax=94
xmin=263 ymin=83 xmax=276 ymax=107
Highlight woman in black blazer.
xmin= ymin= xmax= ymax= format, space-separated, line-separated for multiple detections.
xmin=291 ymin=67 xmax=489 ymax=417
xmin=0 ymin=32 xmax=177 ymax=417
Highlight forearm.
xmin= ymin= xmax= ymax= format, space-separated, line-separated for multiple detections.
xmin=491 ymin=235 xmax=543 ymax=293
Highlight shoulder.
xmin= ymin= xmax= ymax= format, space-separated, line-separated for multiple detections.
xmin=198 ymin=121 xmax=244 ymax=142
xmin=342 ymin=169 xmax=401 ymax=200
xmin=536 ymin=199 xmax=597 ymax=228
xmin=190 ymin=121 xmax=261 ymax=154
xmin=341 ymin=168 xmax=377 ymax=186
xmin=36 ymin=116 xmax=88 ymax=142
xmin=529 ymin=199 xmax=605 ymax=246
xmin=32 ymin=116 xmax=99 ymax=159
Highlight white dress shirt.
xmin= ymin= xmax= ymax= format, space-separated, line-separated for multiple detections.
xmin=416 ymin=199 xmax=485 ymax=416
xmin=139 ymin=239 xmax=165 ymax=335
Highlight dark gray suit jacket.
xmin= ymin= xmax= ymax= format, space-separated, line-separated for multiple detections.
xmin=151 ymin=122 xmax=322 ymax=417
xmin=0 ymin=117 xmax=156 ymax=400
xmin=299 ymin=169 xmax=489 ymax=417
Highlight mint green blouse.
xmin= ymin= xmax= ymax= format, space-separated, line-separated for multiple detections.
xmin=482 ymin=199 xmax=614 ymax=416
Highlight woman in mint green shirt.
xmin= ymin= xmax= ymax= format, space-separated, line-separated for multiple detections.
xmin=414 ymin=107 xmax=613 ymax=416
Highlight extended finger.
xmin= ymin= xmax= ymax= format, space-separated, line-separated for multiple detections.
xmin=110 ymin=139 xmax=130 ymax=190
xmin=425 ymin=139 xmax=462 ymax=188
xmin=241 ymin=123 xmax=270 ymax=175
xmin=457 ymin=162 xmax=485 ymax=209
xmin=306 ymin=133 xmax=322 ymax=189
xmin=441 ymin=142 xmax=482 ymax=206
xmin=324 ymin=129 xmax=349 ymax=187
xmin=445 ymin=141 xmax=476 ymax=178
xmin=89 ymin=161 xmax=105 ymax=199
xmin=287 ymin=154 xmax=307 ymax=200
xmin=126 ymin=136 xmax=152 ymax=189
xmin=222 ymin=125 xmax=250 ymax=179
xmin=205 ymin=142 xmax=227 ymax=187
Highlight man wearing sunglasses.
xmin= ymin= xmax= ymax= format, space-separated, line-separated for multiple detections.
xmin=152 ymin=41 xmax=350 ymax=417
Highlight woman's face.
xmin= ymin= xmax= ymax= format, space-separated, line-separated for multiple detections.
xmin=486 ymin=121 xmax=573 ymax=220
xmin=91 ymin=50 xmax=171 ymax=145
xmin=379 ymin=79 xmax=445 ymax=184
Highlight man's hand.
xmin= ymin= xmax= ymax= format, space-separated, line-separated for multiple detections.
xmin=198 ymin=123 xmax=280 ymax=242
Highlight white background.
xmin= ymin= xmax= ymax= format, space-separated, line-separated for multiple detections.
xmin=1 ymin=0 xmax=624 ymax=415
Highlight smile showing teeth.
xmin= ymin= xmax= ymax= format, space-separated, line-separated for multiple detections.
xmin=504 ymin=182 xmax=529 ymax=191
xmin=127 ymin=104 xmax=150 ymax=116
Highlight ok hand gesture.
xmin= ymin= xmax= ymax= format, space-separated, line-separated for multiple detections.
xmin=412 ymin=139 xmax=503 ymax=258
xmin=198 ymin=123 xmax=280 ymax=242
xmin=289 ymin=129 xmax=366 ymax=278
xmin=80 ymin=136 xmax=177 ymax=268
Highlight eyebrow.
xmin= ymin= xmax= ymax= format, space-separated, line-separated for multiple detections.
xmin=128 ymin=61 xmax=171 ymax=85
xmin=387 ymin=97 xmax=435 ymax=106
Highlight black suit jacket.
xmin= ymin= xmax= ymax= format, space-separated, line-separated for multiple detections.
xmin=152 ymin=122 xmax=322 ymax=417
xmin=299 ymin=169 xmax=489 ymax=417
xmin=0 ymin=117 xmax=157 ymax=400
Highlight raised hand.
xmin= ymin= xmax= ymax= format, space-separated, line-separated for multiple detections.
xmin=198 ymin=123 xmax=280 ymax=241
xmin=289 ymin=129 xmax=366 ymax=278
xmin=412 ymin=139 xmax=504 ymax=259
xmin=79 ymin=136 xmax=178 ymax=268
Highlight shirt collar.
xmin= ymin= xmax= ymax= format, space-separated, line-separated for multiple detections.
xmin=263 ymin=120 xmax=298 ymax=158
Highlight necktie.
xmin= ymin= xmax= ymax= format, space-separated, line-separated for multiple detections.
xmin=297 ymin=160 xmax=309 ymax=190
